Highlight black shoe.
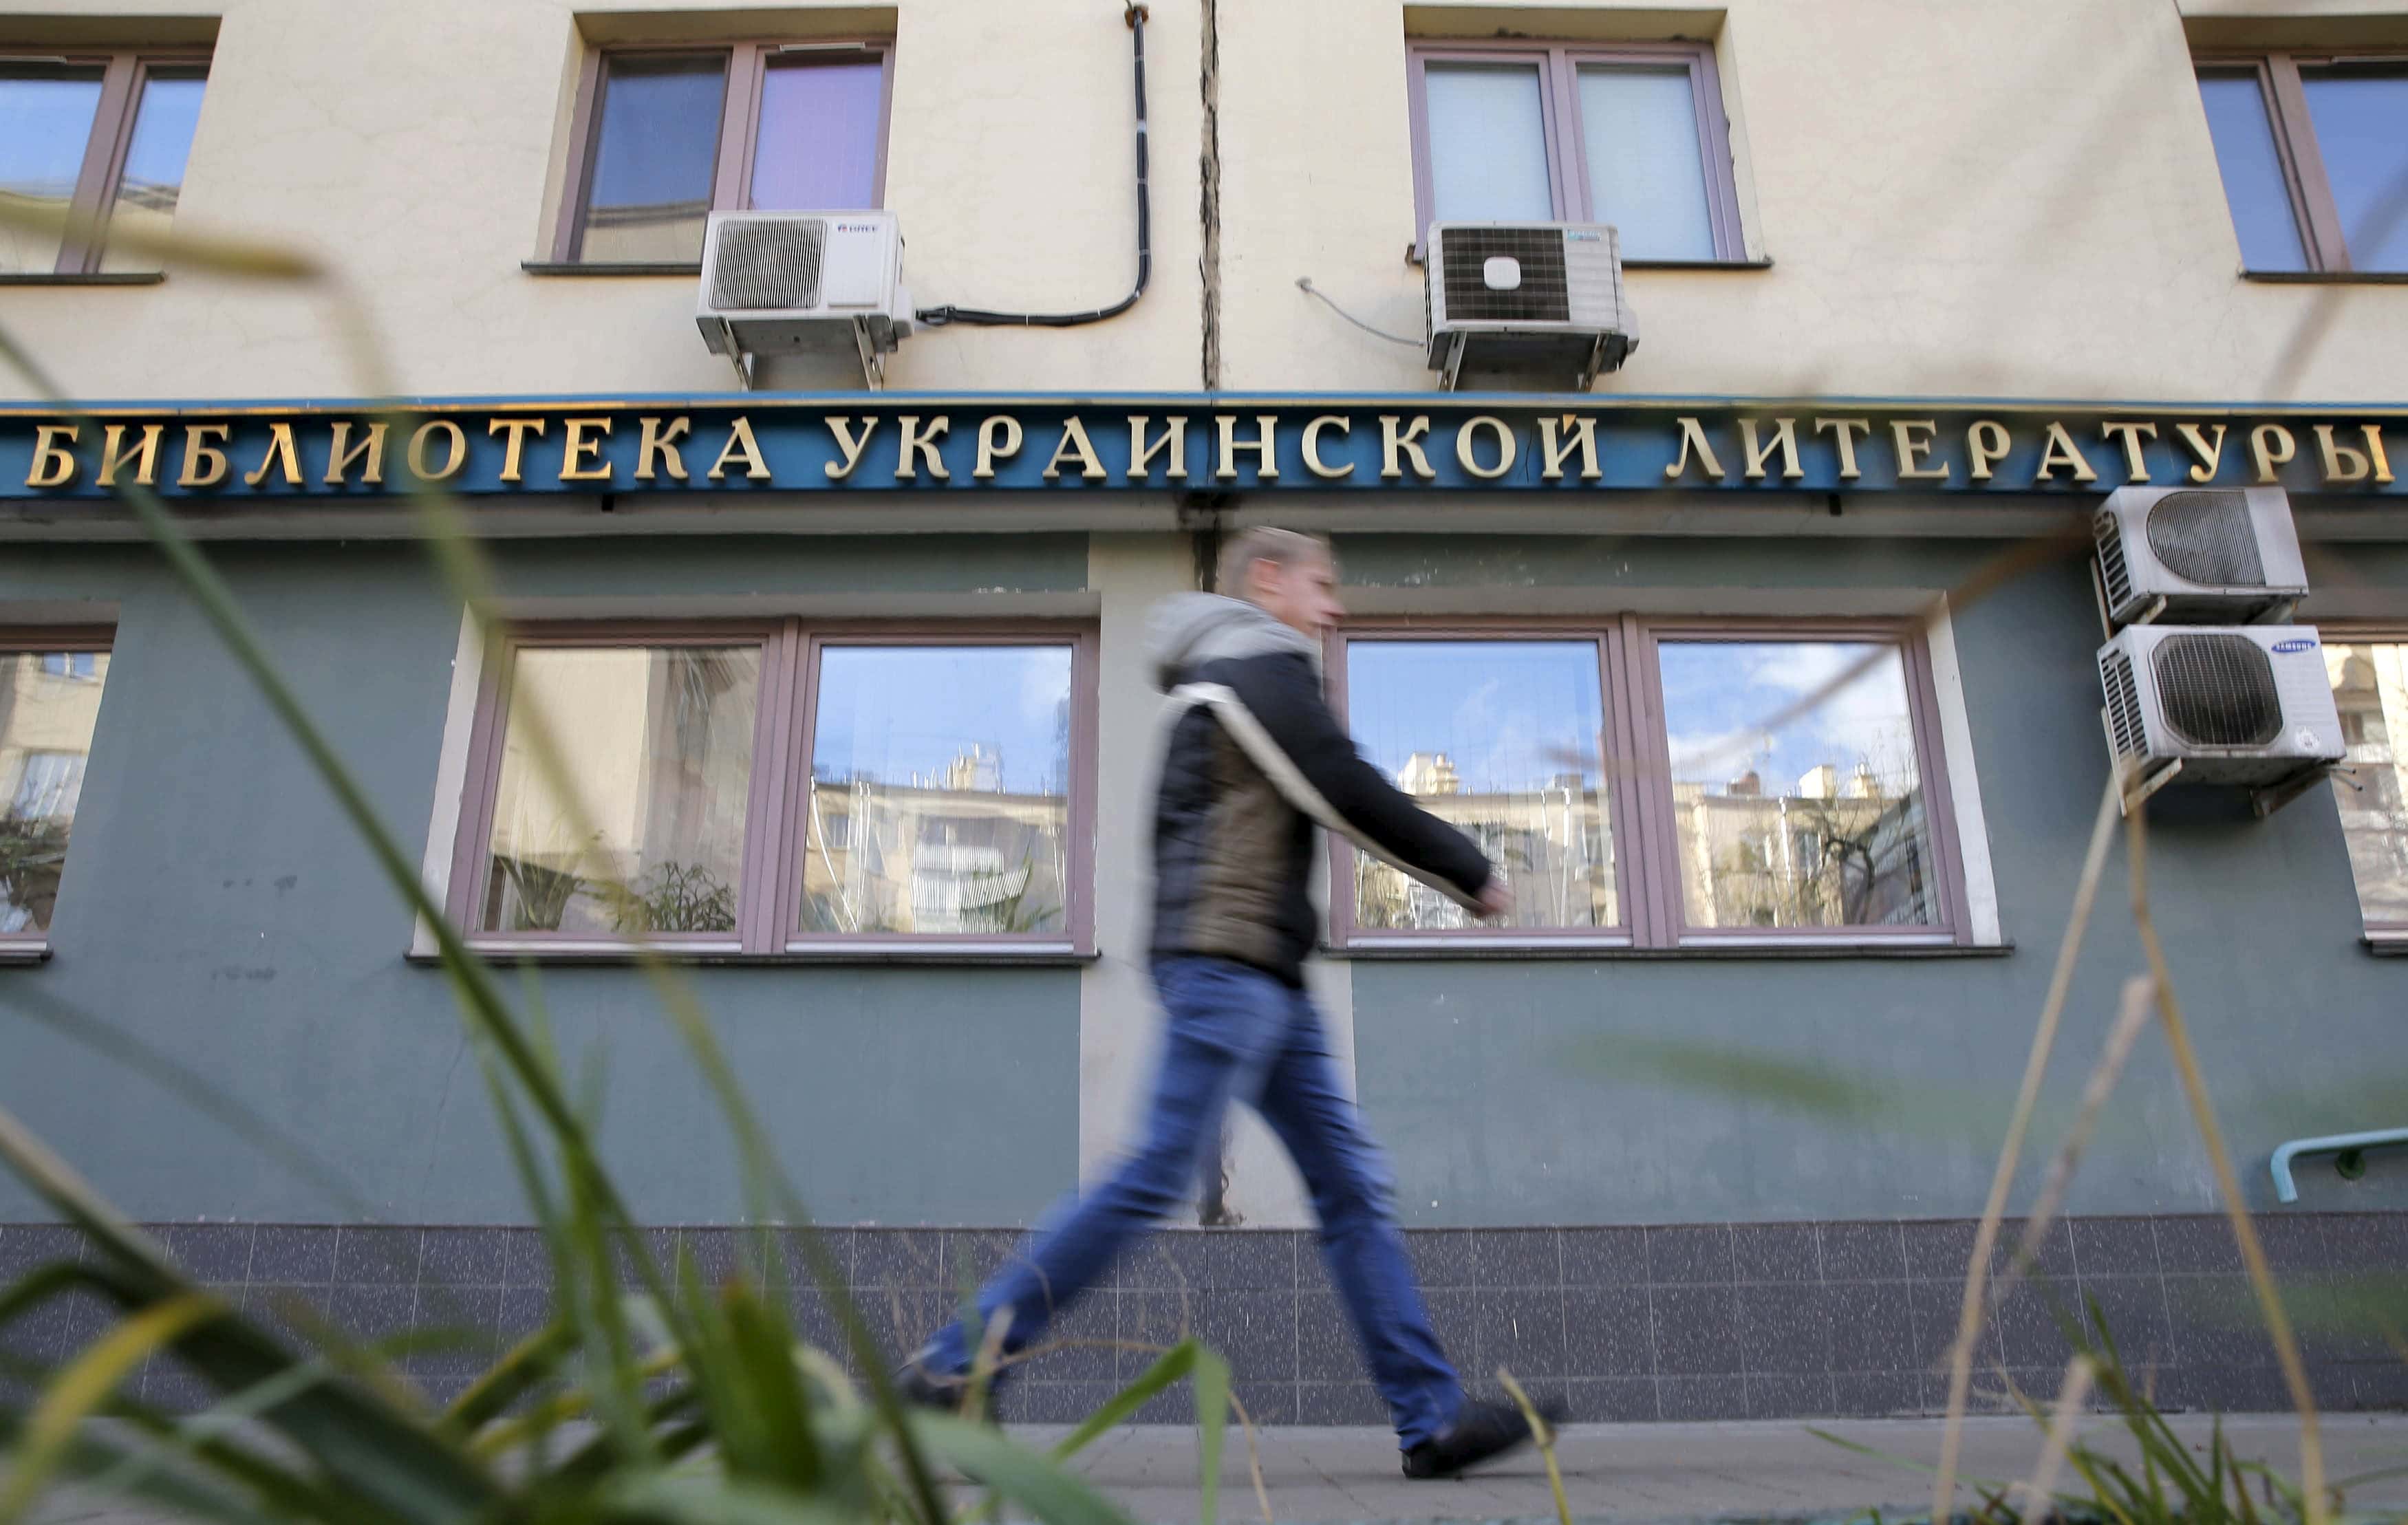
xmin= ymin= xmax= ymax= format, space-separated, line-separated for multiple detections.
xmin=1401 ymin=1396 xmax=1568 ymax=1479
xmin=894 ymin=1351 xmax=1004 ymax=1425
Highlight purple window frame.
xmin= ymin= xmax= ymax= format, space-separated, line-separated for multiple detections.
xmin=1326 ymin=618 xmax=1973 ymax=951
xmin=1404 ymin=39 xmax=1745 ymax=262
xmin=2195 ymin=49 xmax=2407 ymax=274
xmin=448 ymin=620 xmax=1098 ymax=956
xmin=551 ymin=37 xmax=896 ymax=265
xmin=0 ymin=625 xmax=114 ymax=953
xmin=5 ymin=48 xmax=211 ymax=275
xmin=2312 ymin=622 xmax=2408 ymax=938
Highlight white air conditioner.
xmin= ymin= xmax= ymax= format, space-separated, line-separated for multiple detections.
xmin=2094 ymin=485 xmax=2307 ymax=627
xmin=697 ymin=210 xmax=912 ymax=383
xmin=1423 ymin=221 xmax=1637 ymax=390
xmin=2098 ymin=623 xmax=2343 ymax=787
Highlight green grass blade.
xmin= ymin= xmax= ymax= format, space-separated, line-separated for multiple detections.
xmin=912 ymin=1411 xmax=1139 ymax=1525
xmin=0 ymin=1290 xmax=222 ymax=1524
xmin=0 ymin=1410 xmax=268 ymax=1525
xmin=1050 ymin=1338 xmax=1197 ymax=1459
xmin=1193 ymin=1343 xmax=1231 ymax=1525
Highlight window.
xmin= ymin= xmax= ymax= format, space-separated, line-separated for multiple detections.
xmin=1329 ymin=621 xmax=1970 ymax=949
xmin=1 ymin=637 xmax=111 ymax=942
xmin=2321 ymin=634 xmax=2408 ymax=935
xmin=2197 ymin=52 xmax=2408 ymax=273
xmin=451 ymin=623 xmax=1093 ymax=954
xmin=1407 ymin=42 xmax=1742 ymax=262
xmin=554 ymin=39 xmax=892 ymax=264
xmin=0 ymin=51 xmax=206 ymax=275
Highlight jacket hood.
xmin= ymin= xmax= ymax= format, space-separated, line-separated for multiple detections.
xmin=1147 ymin=593 xmax=1320 ymax=692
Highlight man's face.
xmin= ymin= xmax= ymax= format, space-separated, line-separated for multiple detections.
xmin=1247 ymin=549 xmax=1345 ymax=639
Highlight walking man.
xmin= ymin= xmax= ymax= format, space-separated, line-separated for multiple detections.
xmin=902 ymin=528 xmax=1560 ymax=1478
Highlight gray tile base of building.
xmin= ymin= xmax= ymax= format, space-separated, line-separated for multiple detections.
xmin=6 ymin=1215 xmax=2402 ymax=1423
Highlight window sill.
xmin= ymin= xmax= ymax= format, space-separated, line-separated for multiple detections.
xmin=2361 ymin=932 xmax=2408 ymax=955
xmin=0 ymin=272 xmax=165 ymax=286
xmin=0 ymin=942 xmax=52 ymax=966
xmin=1328 ymin=938 xmax=2010 ymax=961
xmin=1404 ymin=246 xmax=1771 ymax=272
xmin=2243 ymin=270 xmax=2408 ymax=285
xmin=521 ymin=261 xmax=702 ymax=277
xmin=411 ymin=944 xmax=1097 ymax=968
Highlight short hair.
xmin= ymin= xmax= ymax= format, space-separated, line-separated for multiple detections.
xmin=1216 ymin=526 xmax=1331 ymax=598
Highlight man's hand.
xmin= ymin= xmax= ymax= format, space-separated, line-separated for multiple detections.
xmin=1474 ymin=880 xmax=1514 ymax=920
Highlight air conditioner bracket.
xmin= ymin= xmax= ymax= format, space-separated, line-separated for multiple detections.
xmin=2251 ymin=763 xmax=2336 ymax=819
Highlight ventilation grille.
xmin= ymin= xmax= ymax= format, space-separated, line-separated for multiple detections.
xmin=711 ymin=218 xmax=825 ymax=311
xmin=1439 ymin=228 xmax=1571 ymax=323
xmin=2101 ymin=649 xmax=2147 ymax=760
xmin=2145 ymin=490 xmax=2265 ymax=588
xmin=2094 ymin=508 xmax=2133 ymax=613
xmin=2153 ymin=634 xmax=2282 ymax=748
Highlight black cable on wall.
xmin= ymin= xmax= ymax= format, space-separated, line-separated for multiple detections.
xmin=914 ymin=4 xmax=1152 ymax=329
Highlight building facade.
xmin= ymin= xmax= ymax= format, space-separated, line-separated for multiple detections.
xmin=3 ymin=0 xmax=2407 ymax=1424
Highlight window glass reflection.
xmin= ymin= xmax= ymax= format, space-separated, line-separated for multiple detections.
xmin=1425 ymin=63 xmax=1555 ymax=222
xmin=750 ymin=56 xmax=883 ymax=210
xmin=2324 ymin=642 xmax=2408 ymax=922
xmin=2198 ymin=71 xmax=2310 ymax=272
xmin=99 ymin=67 xmax=208 ymax=274
xmin=1657 ymin=640 xmax=1937 ymax=929
xmin=483 ymin=646 xmax=758 ymax=935
xmin=2300 ymin=63 xmax=2408 ymax=272
xmin=0 ymin=66 xmax=105 ymax=272
xmin=1 ymin=651 xmax=111 ymax=934
xmin=804 ymin=646 xmax=1073 ymax=936
xmin=1578 ymin=65 xmax=1715 ymax=260
xmin=580 ymin=53 xmax=728 ymax=262
xmin=1346 ymin=640 xmax=1615 ymax=930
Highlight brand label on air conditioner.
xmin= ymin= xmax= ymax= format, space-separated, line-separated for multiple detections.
xmin=2273 ymin=638 xmax=2319 ymax=653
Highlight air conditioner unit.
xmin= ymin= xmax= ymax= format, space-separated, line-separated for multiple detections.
xmin=2093 ymin=485 xmax=2307 ymax=627
xmin=697 ymin=210 xmax=912 ymax=384
xmin=1423 ymin=221 xmax=1637 ymax=390
xmin=2097 ymin=623 xmax=2343 ymax=788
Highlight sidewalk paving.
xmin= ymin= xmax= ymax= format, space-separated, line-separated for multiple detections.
xmin=1038 ymin=1414 xmax=2408 ymax=1522
xmin=27 ymin=1413 xmax=2408 ymax=1522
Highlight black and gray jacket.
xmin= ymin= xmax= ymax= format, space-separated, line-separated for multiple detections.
xmin=1146 ymin=594 xmax=1492 ymax=985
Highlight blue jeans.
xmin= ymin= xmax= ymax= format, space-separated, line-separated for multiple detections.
xmin=919 ymin=955 xmax=1463 ymax=1447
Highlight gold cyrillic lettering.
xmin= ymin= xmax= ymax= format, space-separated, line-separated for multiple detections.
xmin=822 ymin=416 xmax=873 ymax=480
xmin=1890 ymin=420 xmax=1948 ymax=482
xmin=1454 ymin=415 xmax=1516 ymax=479
xmin=98 ymin=424 xmax=164 ymax=488
xmin=488 ymin=418 xmax=547 ymax=485
xmin=1043 ymin=418 xmax=1108 ymax=481
xmin=894 ymin=414 xmax=950 ymax=480
xmin=1301 ymin=415 xmax=1354 ymax=479
xmin=1739 ymin=417 xmax=1803 ymax=482
xmin=1216 ymin=414 xmax=1279 ymax=480
xmin=325 ymin=420 xmax=387 ymax=486
xmin=2175 ymin=422 xmax=2226 ymax=484
xmin=2100 ymin=421 xmax=2158 ymax=484
xmin=557 ymin=418 xmax=613 ymax=483
xmin=241 ymin=422 xmax=303 ymax=488
xmin=1127 ymin=415 xmax=1188 ymax=480
xmin=2250 ymin=424 xmax=2296 ymax=484
xmin=974 ymin=415 xmax=1023 ymax=480
xmin=25 ymin=424 xmax=78 ymax=488
xmin=1380 ymin=415 xmax=1436 ymax=480
xmin=709 ymin=417 xmax=773 ymax=482
xmin=1966 ymin=420 xmax=2011 ymax=482
xmin=178 ymin=424 xmax=231 ymax=488
xmin=634 ymin=416 xmax=689 ymax=482
xmin=1664 ymin=416 xmax=1728 ymax=481
xmin=2034 ymin=422 xmax=2097 ymax=483
xmin=2314 ymin=424 xmax=2374 ymax=484
xmin=1538 ymin=415 xmax=1600 ymax=481
xmin=2368 ymin=425 xmax=2396 ymax=485
xmin=1814 ymin=417 xmax=1871 ymax=480
xmin=407 ymin=421 xmax=466 ymax=482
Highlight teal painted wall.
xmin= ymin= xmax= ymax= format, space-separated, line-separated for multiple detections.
xmin=1333 ymin=534 xmax=2408 ymax=1224
xmin=0 ymin=536 xmax=1088 ymax=1226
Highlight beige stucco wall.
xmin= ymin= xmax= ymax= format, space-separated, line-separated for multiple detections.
xmin=6 ymin=0 xmax=2405 ymax=404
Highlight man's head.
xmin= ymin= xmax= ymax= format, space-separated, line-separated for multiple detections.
xmin=1218 ymin=527 xmax=1342 ymax=638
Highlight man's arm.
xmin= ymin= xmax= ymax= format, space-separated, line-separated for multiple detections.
xmin=1212 ymin=651 xmax=1494 ymax=906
